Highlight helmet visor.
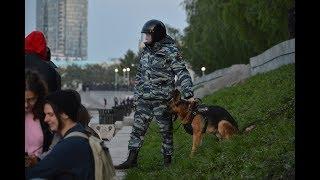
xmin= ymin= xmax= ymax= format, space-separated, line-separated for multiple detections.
xmin=140 ymin=33 xmax=152 ymax=45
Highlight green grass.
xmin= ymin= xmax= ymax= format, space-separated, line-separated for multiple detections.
xmin=125 ymin=64 xmax=295 ymax=179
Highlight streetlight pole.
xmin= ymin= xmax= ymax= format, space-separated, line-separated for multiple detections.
xmin=122 ymin=68 xmax=127 ymax=86
xmin=126 ymin=67 xmax=130 ymax=87
xmin=114 ymin=68 xmax=118 ymax=90
xmin=201 ymin=67 xmax=206 ymax=77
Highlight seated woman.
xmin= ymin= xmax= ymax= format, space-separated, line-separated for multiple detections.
xmin=25 ymin=70 xmax=53 ymax=167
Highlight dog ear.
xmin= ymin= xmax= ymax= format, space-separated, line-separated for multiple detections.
xmin=172 ymin=89 xmax=181 ymax=101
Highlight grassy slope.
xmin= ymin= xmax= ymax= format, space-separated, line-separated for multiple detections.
xmin=125 ymin=64 xmax=295 ymax=179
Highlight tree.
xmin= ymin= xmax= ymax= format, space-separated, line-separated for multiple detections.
xmin=166 ymin=24 xmax=183 ymax=48
xmin=119 ymin=49 xmax=139 ymax=84
xmin=181 ymin=0 xmax=294 ymax=75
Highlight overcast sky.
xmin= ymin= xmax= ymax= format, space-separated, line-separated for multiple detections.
xmin=25 ymin=0 xmax=188 ymax=61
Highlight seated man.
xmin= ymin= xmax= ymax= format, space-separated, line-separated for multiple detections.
xmin=34 ymin=90 xmax=100 ymax=162
xmin=25 ymin=90 xmax=94 ymax=180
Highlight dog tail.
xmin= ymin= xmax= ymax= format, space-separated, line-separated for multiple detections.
xmin=240 ymin=122 xmax=257 ymax=134
xmin=243 ymin=124 xmax=256 ymax=133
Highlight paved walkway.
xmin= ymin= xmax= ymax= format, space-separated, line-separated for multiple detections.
xmin=104 ymin=126 xmax=132 ymax=180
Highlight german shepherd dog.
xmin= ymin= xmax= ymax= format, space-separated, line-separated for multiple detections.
xmin=169 ymin=90 xmax=254 ymax=156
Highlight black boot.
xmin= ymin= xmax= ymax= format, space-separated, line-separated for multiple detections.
xmin=164 ymin=155 xmax=172 ymax=167
xmin=114 ymin=150 xmax=139 ymax=169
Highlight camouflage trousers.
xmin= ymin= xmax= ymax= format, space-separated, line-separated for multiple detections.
xmin=128 ymin=99 xmax=173 ymax=156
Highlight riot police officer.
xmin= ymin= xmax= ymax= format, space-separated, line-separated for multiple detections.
xmin=115 ymin=19 xmax=194 ymax=169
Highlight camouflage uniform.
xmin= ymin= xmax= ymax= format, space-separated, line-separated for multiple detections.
xmin=128 ymin=35 xmax=193 ymax=156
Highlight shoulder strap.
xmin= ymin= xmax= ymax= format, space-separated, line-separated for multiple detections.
xmin=65 ymin=131 xmax=116 ymax=180
xmin=64 ymin=131 xmax=88 ymax=140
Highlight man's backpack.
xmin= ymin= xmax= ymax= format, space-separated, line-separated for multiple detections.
xmin=64 ymin=131 xmax=116 ymax=180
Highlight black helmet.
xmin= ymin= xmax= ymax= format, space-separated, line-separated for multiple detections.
xmin=141 ymin=19 xmax=166 ymax=43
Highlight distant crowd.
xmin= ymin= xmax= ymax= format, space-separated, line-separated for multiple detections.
xmin=82 ymin=83 xmax=134 ymax=91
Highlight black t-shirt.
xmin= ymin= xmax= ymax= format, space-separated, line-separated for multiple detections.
xmin=25 ymin=53 xmax=61 ymax=93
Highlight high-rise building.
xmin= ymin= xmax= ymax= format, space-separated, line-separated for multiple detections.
xmin=36 ymin=0 xmax=88 ymax=61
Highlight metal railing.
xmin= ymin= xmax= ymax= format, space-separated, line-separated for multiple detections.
xmin=96 ymin=104 xmax=133 ymax=124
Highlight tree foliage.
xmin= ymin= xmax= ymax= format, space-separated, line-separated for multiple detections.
xmin=58 ymin=64 xmax=113 ymax=89
xmin=118 ymin=49 xmax=139 ymax=77
xmin=59 ymin=49 xmax=139 ymax=88
xmin=181 ymin=0 xmax=294 ymax=75
xmin=166 ymin=24 xmax=183 ymax=48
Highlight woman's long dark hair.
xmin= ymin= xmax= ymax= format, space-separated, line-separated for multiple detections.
xmin=25 ymin=70 xmax=48 ymax=121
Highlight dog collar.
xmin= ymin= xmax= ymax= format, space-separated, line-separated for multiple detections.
xmin=182 ymin=103 xmax=209 ymax=135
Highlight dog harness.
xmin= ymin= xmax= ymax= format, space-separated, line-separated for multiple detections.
xmin=183 ymin=103 xmax=209 ymax=135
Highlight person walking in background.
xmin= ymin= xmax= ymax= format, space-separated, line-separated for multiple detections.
xmin=115 ymin=19 xmax=195 ymax=169
xmin=104 ymin=98 xmax=107 ymax=108
xmin=114 ymin=97 xmax=119 ymax=107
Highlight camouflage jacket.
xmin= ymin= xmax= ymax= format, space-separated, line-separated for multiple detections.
xmin=134 ymin=35 xmax=193 ymax=101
